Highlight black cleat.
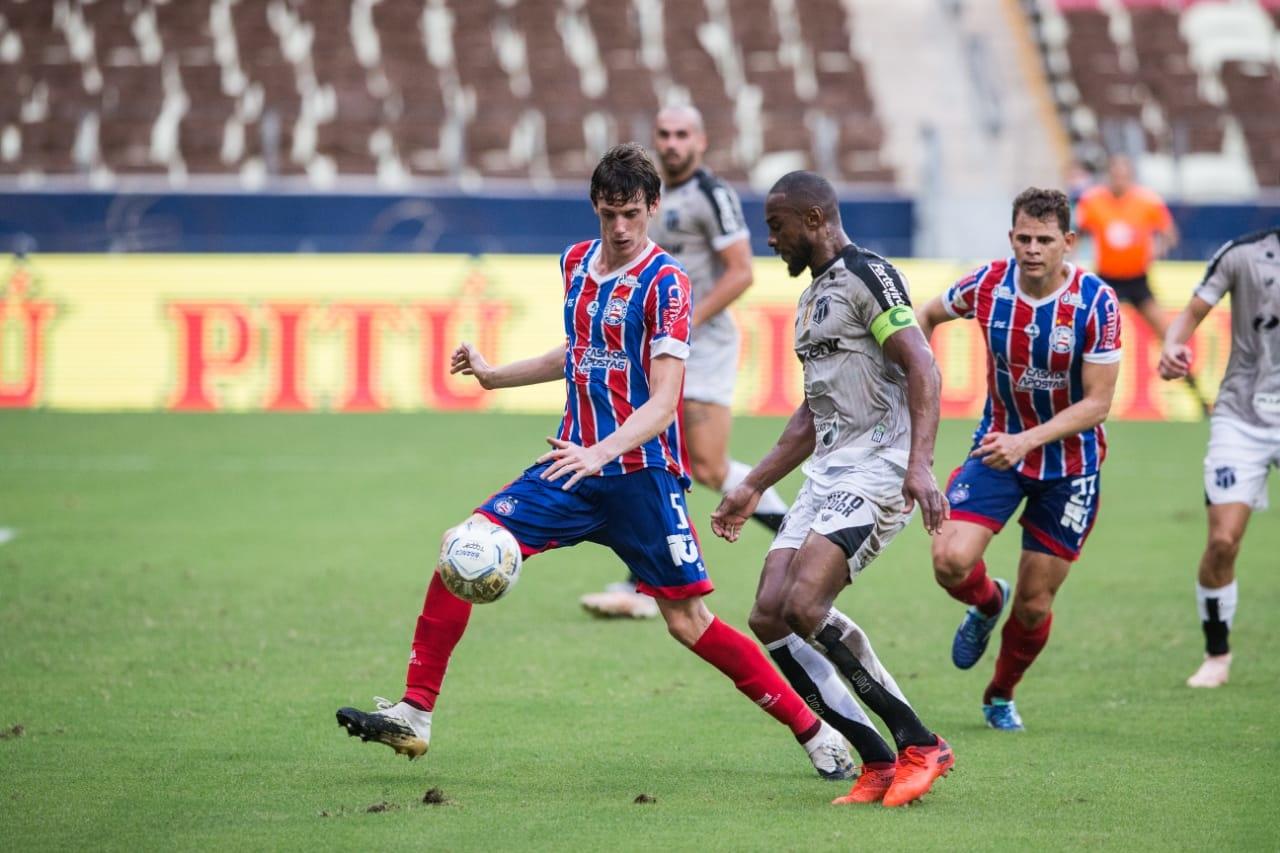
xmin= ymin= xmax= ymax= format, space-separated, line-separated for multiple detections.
xmin=336 ymin=697 xmax=430 ymax=760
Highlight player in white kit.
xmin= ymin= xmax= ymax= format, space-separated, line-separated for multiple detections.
xmin=1159 ymin=227 xmax=1280 ymax=688
xmin=713 ymin=171 xmax=954 ymax=807
xmin=580 ymin=105 xmax=789 ymax=619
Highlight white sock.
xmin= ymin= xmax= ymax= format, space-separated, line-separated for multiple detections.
xmin=812 ymin=609 xmax=911 ymax=706
xmin=1196 ymin=580 xmax=1238 ymax=627
xmin=725 ymin=459 xmax=789 ymax=515
xmin=765 ymin=633 xmax=877 ymax=730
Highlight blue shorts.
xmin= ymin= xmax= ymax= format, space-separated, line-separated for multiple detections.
xmin=475 ymin=462 xmax=713 ymax=600
xmin=945 ymin=458 xmax=1101 ymax=561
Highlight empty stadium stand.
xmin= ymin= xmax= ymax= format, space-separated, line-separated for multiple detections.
xmin=1027 ymin=0 xmax=1280 ymax=194
xmin=0 ymin=0 xmax=892 ymax=189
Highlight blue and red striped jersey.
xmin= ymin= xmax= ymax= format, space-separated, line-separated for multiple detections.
xmin=943 ymin=259 xmax=1123 ymax=479
xmin=557 ymin=239 xmax=694 ymax=489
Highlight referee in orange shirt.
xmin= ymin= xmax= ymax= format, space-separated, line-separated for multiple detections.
xmin=1076 ymin=153 xmax=1209 ymax=414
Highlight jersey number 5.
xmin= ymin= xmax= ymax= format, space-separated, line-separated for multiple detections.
xmin=667 ymin=493 xmax=701 ymax=565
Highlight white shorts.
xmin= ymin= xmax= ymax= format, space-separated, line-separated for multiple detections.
xmin=769 ymin=455 xmax=913 ymax=579
xmin=683 ymin=333 xmax=738 ymax=407
xmin=1204 ymin=416 xmax=1280 ymax=511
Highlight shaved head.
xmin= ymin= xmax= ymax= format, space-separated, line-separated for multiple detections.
xmin=653 ymin=104 xmax=708 ymax=182
xmin=764 ymin=171 xmax=848 ymax=278
xmin=768 ymin=170 xmax=841 ymax=224
xmin=655 ymin=104 xmax=705 ymax=133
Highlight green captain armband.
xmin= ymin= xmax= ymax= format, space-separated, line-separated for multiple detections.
xmin=870 ymin=304 xmax=918 ymax=345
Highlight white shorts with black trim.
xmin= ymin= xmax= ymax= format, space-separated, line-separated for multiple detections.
xmin=1204 ymin=415 xmax=1280 ymax=511
xmin=768 ymin=454 xmax=913 ymax=580
xmin=683 ymin=333 xmax=739 ymax=407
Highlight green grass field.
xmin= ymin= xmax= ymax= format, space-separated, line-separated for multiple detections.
xmin=1 ymin=412 xmax=1277 ymax=851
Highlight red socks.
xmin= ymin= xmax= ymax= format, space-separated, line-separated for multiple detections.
xmin=403 ymin=572 xmax=473 ymax=711
xmin=944 ymin=560 xmax=1003 ymax=617
xmin=985 ymin=612 xmax=1053 ymax=703
xmin=399 ymin=577 xmax=820 ymax=744
xmin=691 ymin=617 xmax=820 ymax=741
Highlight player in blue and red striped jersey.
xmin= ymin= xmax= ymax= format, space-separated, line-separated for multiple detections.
xmin=916 ymin=188 xmax=1122 ymax=731
xmin=335 ymin=143 xmax=855 ymax=783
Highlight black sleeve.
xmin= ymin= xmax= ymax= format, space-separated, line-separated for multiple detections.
xmin=843 ymin=248 xmax=912 ymax=311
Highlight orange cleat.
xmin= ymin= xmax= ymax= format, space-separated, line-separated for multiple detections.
xmin=882 ymin=736 xmax=954 ymax=807
xmin=831 ymin=762 xmax=896 ymax=804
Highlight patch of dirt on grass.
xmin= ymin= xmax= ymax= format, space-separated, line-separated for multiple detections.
xmin=0 ymin=724 xmax=25 ymax=740
xmin=366 ymin=801 xmax=397 ymax=813
xmin=422 ymin=787 xmax=449 ymax=805
xmin=633 ymin=794 xmax=656 ymax=804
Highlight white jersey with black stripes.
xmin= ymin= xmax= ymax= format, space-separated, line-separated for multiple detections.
xmin=794 ymin=244 xmax=915 ymax=478
xmin=648 ymin=168 xmax=750 ymax=355
xmin=1195 ymin=229 xmax=1280 ymax=429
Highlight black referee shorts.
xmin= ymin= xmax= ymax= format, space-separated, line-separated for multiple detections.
xmin=1100 ymin=273 xmax=1155 ymax=306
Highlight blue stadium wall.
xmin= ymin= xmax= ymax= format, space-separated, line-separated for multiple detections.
xmin=0 ymin=190 xmax=913 ymax=256
xmin=1 ymin=191 xmax=1275 ymax=258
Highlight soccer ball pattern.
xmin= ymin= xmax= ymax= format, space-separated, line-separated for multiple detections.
xmin=438 ymin=519 xmax=522 ymax=604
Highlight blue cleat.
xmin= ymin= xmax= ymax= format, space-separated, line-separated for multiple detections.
xmin=951 ymin=577 xmax=1009 ymax=669
xmin=982 ymin=698 xmax=1025 ymax=731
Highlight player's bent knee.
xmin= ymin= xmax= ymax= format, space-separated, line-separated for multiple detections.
xmin=1205 ymin=531 xmax=1242 ymax=564
xmin=661 ymin=600 xmax=713 ymax=647
xmin=690 ymin=458 xmax=728 ymax=491
xmin=780 ymin=595 xmax=826 ymax=641
xmin=665 ymin=619 xmax=697 ymax=647
xmin=931 ymin=548 xmax=975 ymax=587
xmin=747 ymin=603 xmax=787 ymax=643
xmin=1012 ymin=596 xmax=1052 ymax=629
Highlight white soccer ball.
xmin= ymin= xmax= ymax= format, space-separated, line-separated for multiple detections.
xmin=437 ymin=517 xmax=522 ymax=604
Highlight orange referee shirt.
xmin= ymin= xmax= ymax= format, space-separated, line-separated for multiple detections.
xmin=1075 ymin=186 xmax=1173 ymax=279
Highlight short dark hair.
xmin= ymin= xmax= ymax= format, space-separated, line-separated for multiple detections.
xmin=590 ymin=143 xmax=661 ymax=208
xmin=1012 ymin=187 xmax=1071 ymax=233
xmin=768 ymin=170 xmax=840 ymax=222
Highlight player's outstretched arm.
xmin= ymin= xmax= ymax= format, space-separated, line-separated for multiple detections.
xmin=450 ymin=341 xmax=566 ymax=389
xmin=711 ymin=401 xmax=814 ymax=542
xmin=692 ymin=238 xmax=753 ymax=327
xmin=974 ymin=360 xmax=1120 ymax=470
xmin=1159 ymin=296 xmax=1213 ymax=380
xmin=882 ymin=325 xmax=949 ymax=534
xmin=539 ymin=354 xmax=684 ymax=490
xmin=915 ymin=295 xmax=955 ymax=342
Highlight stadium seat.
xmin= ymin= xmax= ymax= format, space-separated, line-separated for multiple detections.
xmin=0 ymin=0 xmax=897 ymax=187
xmin=1035 ymin=0 xmax=1276 ymax=197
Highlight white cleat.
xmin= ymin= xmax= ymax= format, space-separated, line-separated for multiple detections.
xmin=579 ymin=581 xmax=659 ymax=619
xmin=336 ymin=696 xmax=433 ymax=760
xmin=1186 ymin=653 xmax=1232 ymax=688
xmin=803 ymin=721 xmax=857 ymax=781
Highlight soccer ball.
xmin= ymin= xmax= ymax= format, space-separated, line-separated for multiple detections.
xmin=437 ymin=517 xmax=522 ymax=604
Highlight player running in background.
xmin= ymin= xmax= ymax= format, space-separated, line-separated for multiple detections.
xmin=916 ymin=188 xmax=1122 ymax=731
xmin=1158 ymin=227 xmax=1280 ymax=688
xmin=581 ymin=105 xmax=789 ymax=619
xmin=712 ymin=171 xmax=953 ymax=807
xmin=335 ymin=144 xmax=854 ymax=782
xmin=1076 ymin=153 xmax=1208 ymax=413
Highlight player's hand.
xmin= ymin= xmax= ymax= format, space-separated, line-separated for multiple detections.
xmin=711 ymin=484 xmax=762 ymax=543
xmin=902 ymin=463 xmax=948 ymax=535
xmin=970 ymin=431 xmax=1032 ymax=471
xmin=1158 ymin=344 xmax=1193 ymax=380
xmin=537 ymin=437 xmax=611 ymax=490
xmin=450 ymin=341 xmax=498 ymax=389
